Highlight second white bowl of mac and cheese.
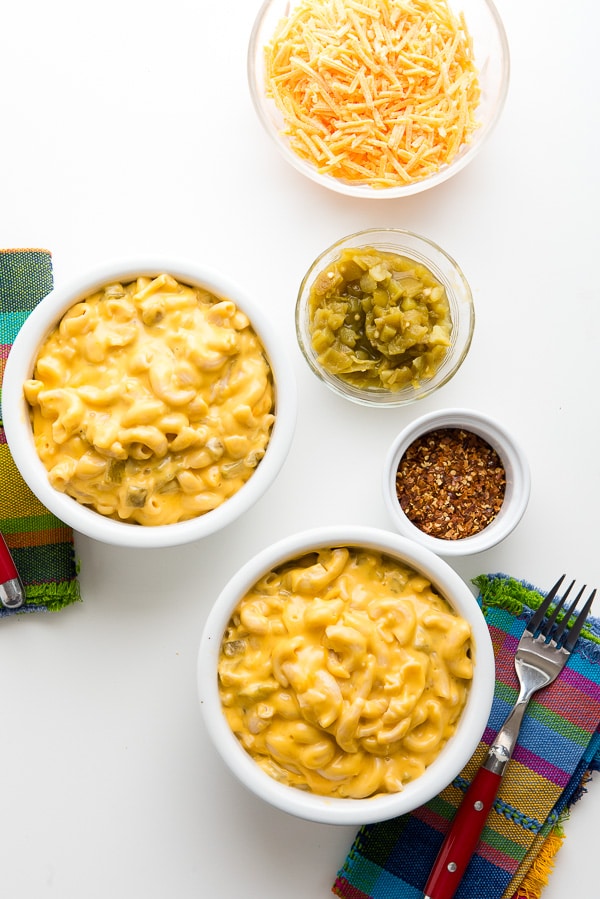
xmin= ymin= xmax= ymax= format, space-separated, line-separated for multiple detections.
xmin=198 ymin=526 xmax=495 ymax=824
xmin=2 ymin=260 xmax=296 ymax=548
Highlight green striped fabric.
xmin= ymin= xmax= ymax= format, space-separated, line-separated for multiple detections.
xmin=0 ymin=249 xmax=81 ymax=616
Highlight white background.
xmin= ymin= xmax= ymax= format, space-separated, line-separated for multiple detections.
xmin=1 ymin=1 xmax=598 ymax=896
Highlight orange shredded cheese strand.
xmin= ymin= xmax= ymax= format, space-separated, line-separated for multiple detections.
xmin=264 ymin=0 xmax=481 ymax=188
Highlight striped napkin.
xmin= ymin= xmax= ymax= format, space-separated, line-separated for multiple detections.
xmin=333 ymin=573 xmax=600 ymax=899
xmin=0 ymin=249 xmax=81 ymax=616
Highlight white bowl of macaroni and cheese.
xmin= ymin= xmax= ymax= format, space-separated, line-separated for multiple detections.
xmin=2 ymin=260 xmax=296 ymax=548
xmin=198 ymin=525 xmax=495 ymax=824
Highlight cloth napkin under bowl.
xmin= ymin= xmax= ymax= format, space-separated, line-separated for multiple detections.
xmin=0 ymin=249 xmax=80 ymax=617
xmin=333 ymin=573 xmax=600 ymax=899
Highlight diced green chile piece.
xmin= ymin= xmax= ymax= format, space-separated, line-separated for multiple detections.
xmin=308 ymin=247 xmax=452 ymax=391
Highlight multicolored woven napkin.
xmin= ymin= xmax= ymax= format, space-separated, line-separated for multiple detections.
xmin=333 ymin=573 xmax=600 ymax=899
xmin=0 ymin=249 xmax=81 ymax=616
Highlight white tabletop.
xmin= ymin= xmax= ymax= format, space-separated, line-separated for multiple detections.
xmin=1 ymin=1 xmax=598 ymax=896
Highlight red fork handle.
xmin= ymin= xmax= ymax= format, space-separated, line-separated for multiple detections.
xmin=0 ymin=533 xmax=25 ymax=608
xmin=0 ymin=533 xmax=19 ymax=582
xmin=423 ymin=765 xmax=502 ymax=899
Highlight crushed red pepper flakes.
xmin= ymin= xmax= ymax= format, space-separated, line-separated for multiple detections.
xmin=395 ymin=427 xmax=506 ymax=540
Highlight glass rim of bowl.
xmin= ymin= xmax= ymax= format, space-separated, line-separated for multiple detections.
xmin=247 ymin=0 xmax=510 ymax=199
xmin=295 ymin=228 xmax=475 ymax=408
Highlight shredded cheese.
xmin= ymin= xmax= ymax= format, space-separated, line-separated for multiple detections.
xmin=264 ymin=0 xmax=481 ymax=188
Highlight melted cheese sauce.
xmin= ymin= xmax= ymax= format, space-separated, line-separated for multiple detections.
xmin=24 ymin=274 xmax=275 ymax=525
xmin=219 ymin=547 xmax=473 ymax=798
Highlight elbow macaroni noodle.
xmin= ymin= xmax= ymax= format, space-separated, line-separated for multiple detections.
xmin=218 ymin=548 xmax=473 ymax=799
xmin=24 ymin=274 xmax=275 ymax=525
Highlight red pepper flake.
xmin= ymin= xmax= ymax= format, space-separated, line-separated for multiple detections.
xmin=395 ymin=427 xmax=506 ymax=540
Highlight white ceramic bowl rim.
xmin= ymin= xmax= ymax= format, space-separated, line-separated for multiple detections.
xmin=248 ymin=0 xmax=511 ymax=199
xmin=198 ymin=525 xmax=495 ymax=825
xmin=2 ymin=258 xmax=297 ymax=548
xmin=383 ymin=408 xmax=531 ymax=556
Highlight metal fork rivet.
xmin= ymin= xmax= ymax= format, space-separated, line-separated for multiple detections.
xmin=447 ymin=863 xmax=457 ymax=873
xmin=474 ymin=800 xmax=484 ymax=811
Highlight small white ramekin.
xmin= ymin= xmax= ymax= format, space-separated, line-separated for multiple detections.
xmin=383 ymin=408 xmax=531 ymax=556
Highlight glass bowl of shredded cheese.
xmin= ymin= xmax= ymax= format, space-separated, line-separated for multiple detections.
xmin=248 ymin=0 xmax=509 ymax=198
xmin=295 ymin=228 xmax=475 ymax=406
xmin=2 ymin=258 xmax=297 ymax=549
xmin=198 ymin=524 xmax=495 ymax=824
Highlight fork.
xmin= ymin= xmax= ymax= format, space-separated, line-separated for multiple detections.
xmin=423 ymin=575 xmax=597 ymax=899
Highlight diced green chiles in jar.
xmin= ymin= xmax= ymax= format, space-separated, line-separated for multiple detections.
xmin=308 ymin=247 xmax=452 ymax=391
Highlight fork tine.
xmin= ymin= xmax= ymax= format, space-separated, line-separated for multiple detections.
xmin=553 ymin=585 xmax=585 ymax=643
xmin=539 ymin=582 xmax=575 ymax=639
xmin=527 ymin=575 xmax=566 ymax=635
xmin=563 ymin=588 xmax=597 ymax=652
